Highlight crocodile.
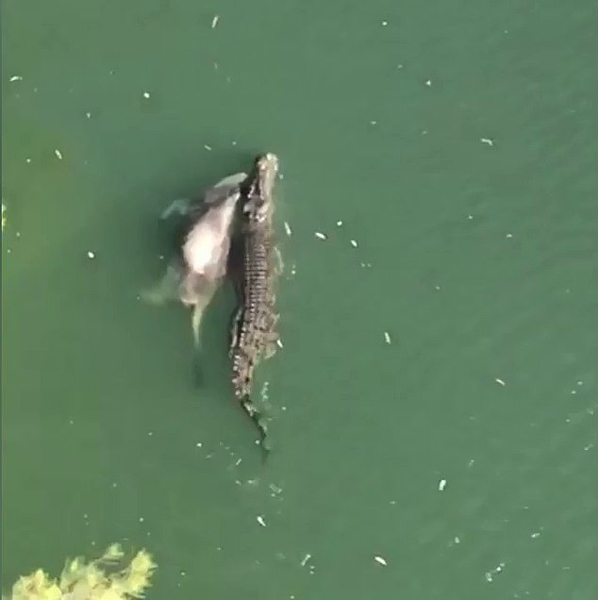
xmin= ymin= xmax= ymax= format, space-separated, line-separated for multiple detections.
xmin=228 ymin=153 xmax=281 ymax=452
xmin=141 ymin=171 xmax=247 ymax=349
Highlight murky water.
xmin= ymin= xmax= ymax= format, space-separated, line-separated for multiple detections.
xmin=2 ymin=0 xmax=597 ymax=598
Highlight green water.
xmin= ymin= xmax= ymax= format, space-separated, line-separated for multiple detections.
xmin=2 ymin=0 xmax=597 ymax=598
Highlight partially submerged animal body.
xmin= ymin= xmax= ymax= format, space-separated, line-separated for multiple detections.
xmin=141 ymin=171 xmax=247 ymax=349
xmin=228 ymin=153 xmax=282 ymax=453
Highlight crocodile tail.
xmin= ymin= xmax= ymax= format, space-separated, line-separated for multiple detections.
xmin=240 ymin=396 xmax=270 ymax=457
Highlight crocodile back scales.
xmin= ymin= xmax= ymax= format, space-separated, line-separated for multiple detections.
xmin=231 ymin=214 xmax=276 ymax=399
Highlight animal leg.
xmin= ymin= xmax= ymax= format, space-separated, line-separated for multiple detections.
xmin=263 ymin=323 xmax=281 ymax=360
xmin=274 ymin=246 xmax=284 ymax=276
xmin=160 ymin=198 xmax=191 ymax=220
xmin=140 ymin=263 xmax=183 ymax=305
xmin=189 ymin=279 xmax=220 ymax=349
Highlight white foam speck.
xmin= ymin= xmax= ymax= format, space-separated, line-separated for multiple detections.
xmin=284 ymin=221 xmax=292 ymax=236
xmin=485 ymin=562 xmax=505 ymax=583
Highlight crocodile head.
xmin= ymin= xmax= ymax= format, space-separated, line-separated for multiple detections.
xmin=242 ymin=152 xmax=279 ymax=222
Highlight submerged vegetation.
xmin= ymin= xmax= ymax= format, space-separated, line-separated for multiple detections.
xmin=5 ymin=544 xmax=156 ymax=600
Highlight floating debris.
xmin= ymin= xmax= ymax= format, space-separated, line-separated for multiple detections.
xmin=7 ymin=544 xmax=157 ymax=599
xmin=384 ymin=331 xmax=392 ymax=344
xmin=276 ymin=338 xmax=284 ymax=349
xmin=480 ymin=138 xmax=494 ymax=146
xmin=284 ymin=221 xmax=292 ymax=236
xmin=211 ymin=15 xmax=220 ymax=28
xmin=350 ymin=239 xmax=358 ymax=248
xmin=315 ymin=232 xmax=327 ymax=240
xmin=495 ymin=378 xmax=506 ymax=386
xmin=9 ymin=75 xmax=23 ymax=82
xmin=425 ymin=79 xmax=432 ymax=87
xmin=256 ymin=516 xmax=267 ymax=527
xmin=438 ymin=478 xmax=447 ymax=491
xmin=87 ymin=251 xmax=96 ymax=259
xmin=204 ymin=144 xmax=212 ymax=151
xmin=336 ymin=220 xmax=343 ymax=227
xmin=374 ymin=555 xmax=388 ymax=566
xmin=54 ymin=149 xmax=63 ymax=160
xmin=506 ymin=233 xmax=513 ymax=238
xmin=485 ymin=562 xmax=505 ymax=583
xmin=467 ymin=214 xmax=474 ymax=220
xmin=300 ymin=553 xmax=312 ymax=567
xmin=531 ymin=532 xmax=541 ymax=538
xmin=454 ymin=536 xmax=461 ymax=544
xmin=86 ymin=112 xmax=92 ymax=119
xmin=381 ymin=20 xmax=388 ymax=26
xmin=195 ymin=442 xmax=202 ymax=448
xmin=142 ymin=91 xmax=151 ymax=99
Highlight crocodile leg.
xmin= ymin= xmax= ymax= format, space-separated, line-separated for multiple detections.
xmin=264 ymin=331 xmax=280 ymax=360
xmin=274 ymin=245 xmax=284 ymax=276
